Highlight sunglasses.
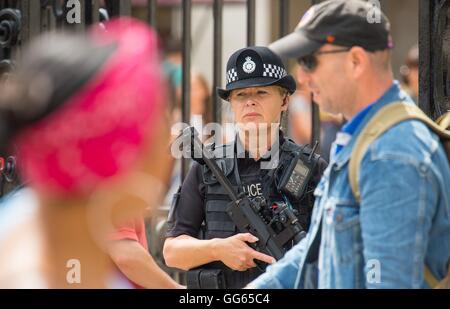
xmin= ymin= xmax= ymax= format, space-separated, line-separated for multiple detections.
xmin=297 ymin=48 xmax=351 ymax=72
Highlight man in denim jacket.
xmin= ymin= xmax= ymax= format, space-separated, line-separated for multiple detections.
xmin=249 ymin=0 xmax=450 ymax=288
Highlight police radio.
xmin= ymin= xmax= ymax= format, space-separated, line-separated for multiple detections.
xmin=277 ymin=141 xmax=319 ymax=201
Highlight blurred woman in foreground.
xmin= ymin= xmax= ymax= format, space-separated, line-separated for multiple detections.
xmin=0 ymin=18 xmax=173 ymax=288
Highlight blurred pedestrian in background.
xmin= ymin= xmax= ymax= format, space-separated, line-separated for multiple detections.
xmin=400 ymin=44 xmax=419 ymax=104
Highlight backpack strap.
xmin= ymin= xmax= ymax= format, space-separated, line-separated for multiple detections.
xmin=424 ymin=266 xmax=440 ymax=288
xmin=349 ymin=102 xmax=450 ymax=203
xmin=437 ymin=112 xmax=450 ymax=131
xmin=434 ymin=267 xmax=450 ymax=289
xmin=348 ymin=102 xmax=450 ymax=289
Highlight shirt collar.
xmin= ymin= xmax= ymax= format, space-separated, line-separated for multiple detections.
xmin=342 ymin=81 xmax=400 ymax=136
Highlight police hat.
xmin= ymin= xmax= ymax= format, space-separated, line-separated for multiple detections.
xmin=217 ymin=46 xmax=296 ymax=101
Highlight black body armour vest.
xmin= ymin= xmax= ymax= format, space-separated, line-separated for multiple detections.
xmin=188 ymin=137 xmax=314 ymax=289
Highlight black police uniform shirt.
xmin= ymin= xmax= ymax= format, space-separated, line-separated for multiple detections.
xmin=166 ymin=132 xmax=327 ymax=239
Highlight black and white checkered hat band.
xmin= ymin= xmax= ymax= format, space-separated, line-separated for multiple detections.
xmin=226 ymin=63 xmax=287 ymax=85
xmin=263 ymin=64 xmax=287 ymax=79
xmin=226 ymin=68 xmax=238 ymax=84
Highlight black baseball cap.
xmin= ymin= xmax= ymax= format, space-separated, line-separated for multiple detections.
xmin=217 ymin=46 xmax=296 ymax=101
xmin=270 ymin=0 xmax=394 ymax=59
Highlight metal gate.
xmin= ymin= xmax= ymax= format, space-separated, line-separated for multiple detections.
xmin=419 ymin=0 xmax=450 ymax=119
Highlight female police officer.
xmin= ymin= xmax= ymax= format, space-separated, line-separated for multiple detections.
xmin=163 ymin=46 xmax=326 ymax=289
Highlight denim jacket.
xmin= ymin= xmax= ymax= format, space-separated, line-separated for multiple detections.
xmin=251 ymin=82 xmax=450 ymax=288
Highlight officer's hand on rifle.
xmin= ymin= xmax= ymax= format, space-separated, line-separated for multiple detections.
xmin=214 ymin=233 xmax=276 ymax=271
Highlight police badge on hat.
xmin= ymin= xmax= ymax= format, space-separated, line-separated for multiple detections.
xmin=243 ymin=57 xmax=256 ymax=74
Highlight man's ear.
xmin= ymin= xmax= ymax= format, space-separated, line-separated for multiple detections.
xmin=349 ymin=46 xmax=367 ymax=79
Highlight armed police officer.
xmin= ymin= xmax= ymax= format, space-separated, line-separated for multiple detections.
xmin=163 ymin=46 xmax=327 ymax=289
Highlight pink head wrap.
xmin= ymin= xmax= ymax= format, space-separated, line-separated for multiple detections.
xmin=14 ymin=18 xmax=166 ymax=196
